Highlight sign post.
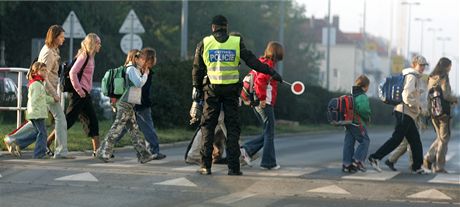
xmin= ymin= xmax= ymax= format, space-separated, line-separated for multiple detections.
xmin=62 ymin=11 xmax=86 ymax=108
xmin=62 ymin=11 xmax=86 ymax=61
xmin=119 ymin=9 xmax=145 ymax=54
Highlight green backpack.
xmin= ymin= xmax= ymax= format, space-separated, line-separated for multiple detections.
xmin=101 ymin=65 xmax=127 ymax=98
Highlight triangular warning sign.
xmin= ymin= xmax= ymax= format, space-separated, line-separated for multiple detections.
xmin=55 ymin=172 xmax=98 ymax=182
xmin=307 ymin=185 xmax=350 ymax=195
xmin=119 ymin=9 xmax=145 ymax=34
xmin=62 ymin=11 xmax=86 ymax=38
xmin=154 ymin=177 xmax=197 ymax=187
xmin=407 ymin=189 xmax=452 ymax=200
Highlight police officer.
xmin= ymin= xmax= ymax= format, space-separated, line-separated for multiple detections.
xmin=192 ymin=15 xmax=283 ymax=175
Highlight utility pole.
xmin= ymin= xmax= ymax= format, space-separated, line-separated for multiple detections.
xmin=437 ymin=37 xmax=451 ymax=57
xmin=180 ymin=0 xmax=188 ymax=60
xmin=278 ymin=0 xmax=285 ymax=75
xmin=401 ymin=1 xmax=420 ymax=60
xmin=414 ymin=18 xmax=431 ymax=55
xmin=0 ymin=40 xmax=5 ymax=66
xmin=427 ymin=27 xmax=442 ymax=60
xmin=362 ymin=0 xmax=367 ymax=75
xmin=326 ymin=0 xmax=331 ymax=90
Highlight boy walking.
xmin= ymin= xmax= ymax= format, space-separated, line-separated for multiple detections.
xmin=368 ymin=55 xmax=428 ymax=174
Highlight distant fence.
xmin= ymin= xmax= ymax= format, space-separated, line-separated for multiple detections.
xmin=0 ymin=67 xmax=28 ymax=128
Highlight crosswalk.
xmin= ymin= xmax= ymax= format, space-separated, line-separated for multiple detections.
xmin=1 ymin=156 xmax=459 ymax=205
xmin=1 ymin=156 xmax=459 ymax=185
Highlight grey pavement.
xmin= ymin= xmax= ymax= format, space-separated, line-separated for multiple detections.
xmin=0 ymin=128 xmax=459 ymax=207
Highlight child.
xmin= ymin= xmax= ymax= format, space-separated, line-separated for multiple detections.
xmin=6 ymin=62 xmax=54 ymax=158
xmin=96 ymin=48 xmax=157 ymax=163
xmin=342 ymin=75 xmax=371 ymax=173
xmin=240 ymin=41 xmax=284 ymax=170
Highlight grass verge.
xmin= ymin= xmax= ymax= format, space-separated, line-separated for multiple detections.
xmin=0 ymin=120 xmax=381 ymax=152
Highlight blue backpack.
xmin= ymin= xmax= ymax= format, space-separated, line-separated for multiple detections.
xmin=378 ymin=74 xmax=413 ymax=105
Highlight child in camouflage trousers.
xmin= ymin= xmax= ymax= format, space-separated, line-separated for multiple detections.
xmin=96 ymin=48 xmax=157 ymax=163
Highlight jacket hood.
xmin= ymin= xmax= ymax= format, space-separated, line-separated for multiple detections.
xmin=352 ymin=86 xmax=365 ymax=97
xmin=402 ymin=67 xmax=421 ymax=77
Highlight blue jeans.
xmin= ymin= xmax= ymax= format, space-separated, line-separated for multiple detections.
xmin=343 ymin=124 xmax=370 ymax=165
xmin=113 ymin=107 xmax=160 ymax=154
xmin=243 ymin=105 xmax=277 ymax=168
xmin=14 ymin=119 xmax=47 ymax=158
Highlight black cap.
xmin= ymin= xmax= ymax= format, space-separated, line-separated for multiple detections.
xmin=211 ymin=15 xmax=228 ymax=26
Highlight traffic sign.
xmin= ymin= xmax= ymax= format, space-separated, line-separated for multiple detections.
xmin=291 ymin=81 xmax=305 ymax=95
xmin=120 ymin=34 xmax=143 ymax=54
xmin=119 ymin=9 xmax=145 ymax=34
xmin=62 ymin=11 xmax=86 ymax=38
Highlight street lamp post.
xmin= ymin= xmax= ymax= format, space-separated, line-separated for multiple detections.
xmin=437 ymin=37 xmax=451 ymax=57
xmin=401 ymin=1 xmax=420 ymax=60
xmin=326 ymin=0 xmax=331 ymax=90
xmin=414 ymin=18 xmax=431 ymax=55
xmin=428 ymin=27 xmax=442 ymax=60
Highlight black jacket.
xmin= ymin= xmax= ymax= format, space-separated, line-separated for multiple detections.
xmin=134 ymin=72 xmax=153 ymax=111
xmin=192 ymin=29 xmax=274 ymax=89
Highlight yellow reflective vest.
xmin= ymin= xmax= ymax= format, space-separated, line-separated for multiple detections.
xmin=202 ymin=35 xmax=241 ymax=84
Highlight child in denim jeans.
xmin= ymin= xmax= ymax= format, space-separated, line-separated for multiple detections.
xmin=5 ymin=62 xmax=54 ymax=158
xmin=342 ymin=75 xmax=371 ymax=173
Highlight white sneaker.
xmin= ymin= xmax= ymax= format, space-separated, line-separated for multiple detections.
xmin=240 ymin=147 xmax=252 ymax=166
xmin=368 ymin=157 xmax=382 ymax=172
xmin=260 ymin=164 xmax=281 ymax=170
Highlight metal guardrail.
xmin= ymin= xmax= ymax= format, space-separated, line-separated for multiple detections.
xmin=0 ymin=67 xmax=29 ymax=128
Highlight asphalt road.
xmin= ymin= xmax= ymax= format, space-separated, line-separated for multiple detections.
xmin=0 ymin=127 xmax=458 ymax=207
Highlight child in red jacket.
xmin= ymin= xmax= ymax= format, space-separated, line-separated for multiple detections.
xmin=240 ymin=41 xmax=284 ymax=170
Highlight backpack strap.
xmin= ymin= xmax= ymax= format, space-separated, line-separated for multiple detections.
xmin=77 ymin=54 xmax=90 ymax=82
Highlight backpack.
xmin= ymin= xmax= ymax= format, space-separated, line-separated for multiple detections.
xmin=378 ymin=74 xmax=411 ymax=105
xmin=59 ymin=56 xmax=89 ymax=92
xmin=327 ymin=95 xmax=354 ymax=126
xmin=428 ymin=81 xmax=449 ymax=117
xmin=240 ymin=72 xmax=259 ymax=106
xmin=101 ymin=65 xmax=127 ymax=98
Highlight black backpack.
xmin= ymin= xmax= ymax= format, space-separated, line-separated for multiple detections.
xmin=59 ymin=55 xmax=89 ymax=92
xmin=428 ymin=81 xmax=450 ymax=117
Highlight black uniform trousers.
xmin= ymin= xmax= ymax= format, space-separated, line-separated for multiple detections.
xmin=370 ymin=111 xmax=423 ymax=171
xmin=201 ymin=83 xmax=241 ymax=171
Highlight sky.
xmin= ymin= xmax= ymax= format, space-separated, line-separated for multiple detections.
xmin=295 ymin=0 xmax=460 ymax=94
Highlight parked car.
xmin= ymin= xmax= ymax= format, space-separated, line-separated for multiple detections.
xmin=90 ymin=86 xmax=112 ymax=120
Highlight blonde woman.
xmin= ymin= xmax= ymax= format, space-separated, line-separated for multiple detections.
xmin=66 ymin=33 xmax=101 ymax=156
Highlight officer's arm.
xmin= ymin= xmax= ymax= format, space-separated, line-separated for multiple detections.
xmin=239 ymin=39 xmax=272 ymax=75
xmin=192 ymin=41 xmax=206 ymax=90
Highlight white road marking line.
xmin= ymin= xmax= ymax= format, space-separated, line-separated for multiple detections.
xmin=88 ymin=163 xmax=134 ymax=168
xmin=407 ymin=189 xmax=452 ymax=200
xmin=342 ymin=170 xmax=399 ymax=181
xmin=154 ymin=177 xmax=197 ymax=187
xmin=307 ymin=185 xmax=350 ymax=195
xmin=55 ymin=172 xmax=98 ymax=182
xmin=429 ymin=173 xmax=460 ymax=185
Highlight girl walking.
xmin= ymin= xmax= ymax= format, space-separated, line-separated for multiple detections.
xmin=424 ymin=57 xmax=458 ymax=173
xmin=96 ymin=48 xmax=157 ymax=163
xmin=17 ymin=62 xmax=54 ymax=158
xmin=240 ymin=41 xmax=284 ymax=170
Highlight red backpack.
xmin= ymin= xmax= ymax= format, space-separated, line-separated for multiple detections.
xmin=240 ymin=71 xmax=259 ymax=106
xmin=327 ymin=95 xmax=354 ymax=126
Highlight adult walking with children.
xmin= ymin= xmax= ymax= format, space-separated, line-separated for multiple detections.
xmin=191 ymin=15 xmax=283 ymax=175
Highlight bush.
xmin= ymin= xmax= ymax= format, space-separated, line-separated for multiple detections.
xmin=148 ymin=60 xmax=395 ymax=128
